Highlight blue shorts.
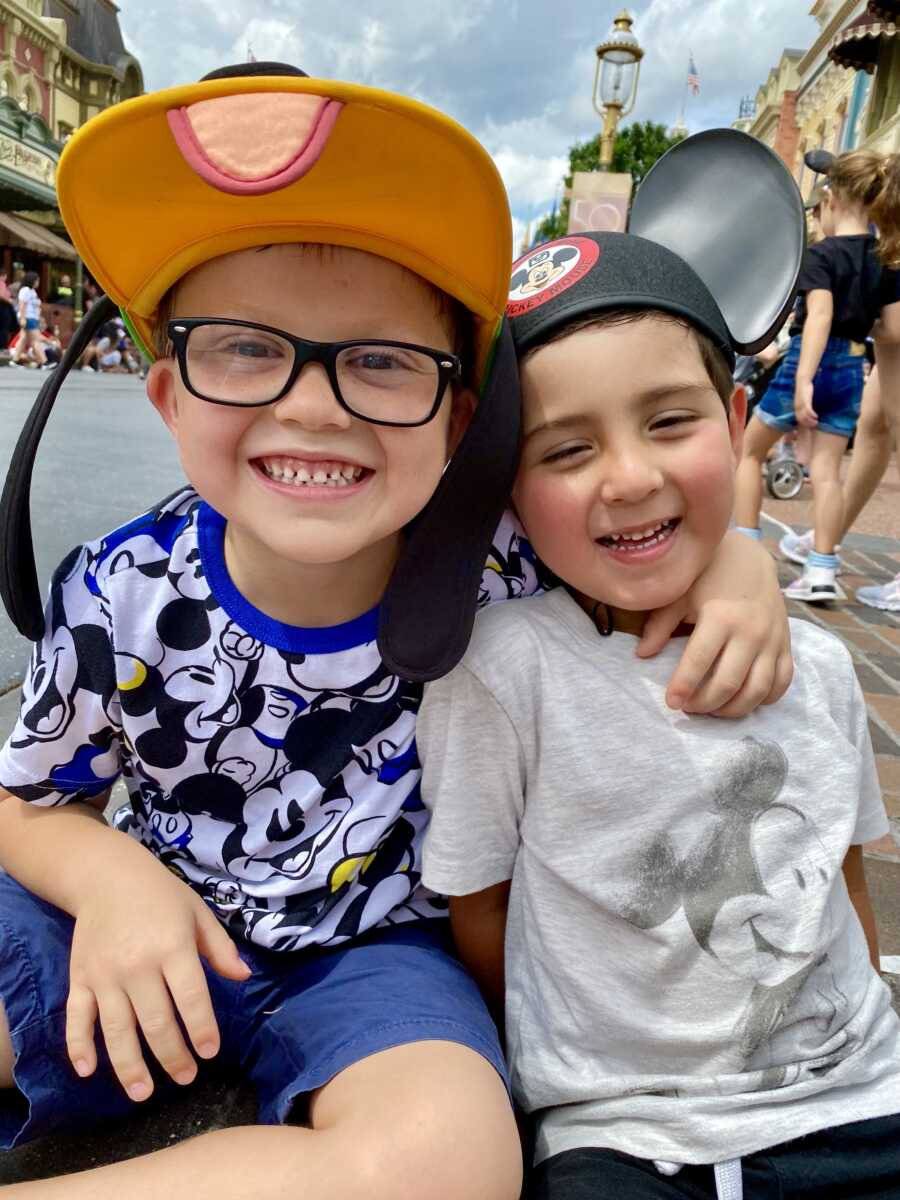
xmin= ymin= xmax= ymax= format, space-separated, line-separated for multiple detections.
xmin=23 ymin=319 xmax=39 ymax=332
xmin=0 ymin=871 xmax=507 ymax=1149
xmin=755 ymin=335 xmax=865 ymax=439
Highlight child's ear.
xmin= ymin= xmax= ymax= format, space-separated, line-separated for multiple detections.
xmin=146 ymin=358 xmax=180 ymax=433
xmin=447 ymin=387 xmax=477 ymax=457
xmin=728 ymin=383 xmax=747 ymax=462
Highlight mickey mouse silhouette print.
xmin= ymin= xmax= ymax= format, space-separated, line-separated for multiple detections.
xmin=615 ymin=736 xmax=854 ymax=1084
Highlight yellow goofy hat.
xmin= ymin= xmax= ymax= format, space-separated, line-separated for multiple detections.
xmin=1 ymin=64 xmax=521 ymax=681
xmin=56 ymin=63 xmax=512 ymax=382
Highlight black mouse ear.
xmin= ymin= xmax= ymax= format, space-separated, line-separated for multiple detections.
xmin=804 ymin=148 xmax=835 ymax=176
xmin=378 ymin=320 xmax=520 ymax=682
xmin=510 ymin=268 xmax=529 ymax=291
xmin=629 ymin=129 xmax=805 ymax=354
xmin=0 ymin=296 xmax=118 ymax=640
xmin=551 ymin=247 xmax=578 ymax=267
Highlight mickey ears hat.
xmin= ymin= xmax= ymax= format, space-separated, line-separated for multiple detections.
xmin=508 ymin=129 xmax=805 ymax=364
xmin=0 ymin=63 xmax=520 ymax=682
xmin=805 ymin=147 xmax=835 ymax=176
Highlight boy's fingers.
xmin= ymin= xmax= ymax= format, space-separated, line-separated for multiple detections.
xmin=195 ymin=906 xmax=251 ymax=982
xmin=65 ymin=984 xmax=99 ymax=1078
xmin=680 ymin=638 xmax=754 ymax=715
xmin=128 ymin=974 xmax=198 ymax=1086
xmin=762 ymin=647 xmax=794 ymax=706
xmin=663 ymin=621 xmax=722 ymax=709
xmin=700 ymin=651 xmax=777 ymax=720
xmin=636 ymin=601 xmax=686 ymax=659
xmin=163 ymin=953 xmax=221 ymax=1062
xmin=95 ymin=987 xmax=154 ymax=1102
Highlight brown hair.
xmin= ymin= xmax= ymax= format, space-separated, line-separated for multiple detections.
xmin=827 ymin=149 xmax=900 ymax=267
xmin=526 ymin=308 xmax=735 ymax=409
xmin=149 ymin=246 xmax=475 ymax=388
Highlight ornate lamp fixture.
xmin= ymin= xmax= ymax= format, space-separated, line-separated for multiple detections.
xmin=593 ymin=10 xmax=644 ymax=170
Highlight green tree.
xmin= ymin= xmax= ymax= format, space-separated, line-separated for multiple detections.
xmin=533 ymin=121 xmax=685 ymax=246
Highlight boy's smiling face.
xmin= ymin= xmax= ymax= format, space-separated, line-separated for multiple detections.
xmin=148 ymin=244 xmax=469 ymax=621
xmin=513 ymin=316 xmax=745 ymax=634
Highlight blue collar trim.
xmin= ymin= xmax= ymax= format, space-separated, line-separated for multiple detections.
xmin=197 ymin=503 xmax=380 ymax=654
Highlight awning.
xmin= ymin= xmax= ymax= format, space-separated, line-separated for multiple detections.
xmin=0 ymin=211 xmax=76 ymax=261
xmin=829 ymin=7 xmax=899 ymax=72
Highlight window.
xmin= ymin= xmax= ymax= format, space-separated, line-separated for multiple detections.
xmin=868 ymin=37 xmax=900 ymax=136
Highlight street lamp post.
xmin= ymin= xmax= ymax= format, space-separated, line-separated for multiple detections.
xmin=592 ymin=10 xmax=644 ymax=171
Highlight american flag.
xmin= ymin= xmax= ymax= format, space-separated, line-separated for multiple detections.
xmin=687 ymin=54 xmax=700 ymax=96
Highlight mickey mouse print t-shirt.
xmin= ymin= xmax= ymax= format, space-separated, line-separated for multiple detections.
xmin=0 ymin=487 xmax=538 ymax=951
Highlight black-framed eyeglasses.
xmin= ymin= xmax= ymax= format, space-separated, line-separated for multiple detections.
xmin=167 ymin=318 xmax=463 ymax=428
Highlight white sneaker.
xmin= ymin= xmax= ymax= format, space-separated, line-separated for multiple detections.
xmin=783 ymin=564 xmax=846 ymax=604
xmin=778 ymin=528 xmax=842 ymax=574
xmin=856 ymin=574 xmax=900 ymax=612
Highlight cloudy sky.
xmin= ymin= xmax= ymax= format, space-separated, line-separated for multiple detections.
xmin=117 ymin=1 xmax=821 ymax=248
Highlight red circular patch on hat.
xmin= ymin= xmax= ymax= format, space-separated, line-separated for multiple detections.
xmin=507 ymin=237 xmax=601 ymax=317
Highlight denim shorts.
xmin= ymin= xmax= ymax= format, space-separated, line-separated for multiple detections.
xmin=23 ymin=319 xmax=39 ymax=332
xmin=0 ymin=871 xmax=507 ymax=1149
xmin=755 ymin=335 xmax=865 ymax=439
xmin=528 ymin=1113 xmax=900 ymax=1198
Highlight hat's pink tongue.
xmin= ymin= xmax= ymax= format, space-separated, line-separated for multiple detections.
xmin=167 ymin=92 xmax=343 ymax=195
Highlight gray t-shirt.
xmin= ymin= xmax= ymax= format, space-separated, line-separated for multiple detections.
xmin=419 ymin=589 xmax=900 ymax=1167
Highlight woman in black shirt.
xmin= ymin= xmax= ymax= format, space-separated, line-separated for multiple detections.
xmin=734 ymin=149 xmax=900 ymax=603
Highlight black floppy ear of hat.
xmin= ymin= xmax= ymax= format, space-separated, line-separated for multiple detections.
xmin=629 ymin=128 xmax=805 ymax=354
xmin=378 ymin=320 xmax=520 ymax=682
xmin=0 ymin=296 xmax=117 ymax=640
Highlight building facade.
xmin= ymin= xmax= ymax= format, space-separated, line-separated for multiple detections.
xmin=737 ymin=0 xmax=900 ymax=200
xmin=0 ymin=1 xmax=142 ymax=331
xmin=1 ymin=1 xmax=142 ymax=150
xmin=739 ymin=49 xmax=804 ymax=169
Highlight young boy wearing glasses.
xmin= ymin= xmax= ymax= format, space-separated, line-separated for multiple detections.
xmin=0 ymin=72 xmax=789 ymax=1198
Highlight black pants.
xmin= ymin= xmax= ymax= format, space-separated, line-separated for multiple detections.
xmin=529 ymin=1114 xmax=900 ymax=1199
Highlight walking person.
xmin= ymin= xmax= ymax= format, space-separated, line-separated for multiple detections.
xmin=778 ymin=363 xmax=894 ymax=588
xmin=734 ymin=149 xmax=900 ymax=603
xmin=0 ymin=272 xmax=18 ymax=350
xmin=11 ymin=270 xmax=47 ymax=368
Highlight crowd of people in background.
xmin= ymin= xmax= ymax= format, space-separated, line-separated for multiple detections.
xmin=0 ymin=267 xmax=145 ymax=375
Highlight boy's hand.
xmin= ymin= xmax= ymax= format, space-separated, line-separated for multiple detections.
xmin=637 ymin=529 xmax=792 ymax=718
xmin=66 ymin=857 xmax=250 ymax=1102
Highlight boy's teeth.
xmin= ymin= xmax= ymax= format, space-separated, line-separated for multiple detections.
xmin=601 ymin=520 xmax=675 ymax=549
xmin=261 ymin=459 xmax=364 ymax=488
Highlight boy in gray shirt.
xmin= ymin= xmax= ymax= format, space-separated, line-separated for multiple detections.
xmin=418 ymin=135 xmax=900 ymax=1200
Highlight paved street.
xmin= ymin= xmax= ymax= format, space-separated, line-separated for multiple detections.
xmin=0 ymin=370 xmax=185 ymax=690
xmin=0 ymin=379 xmax=898 ymax=1181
